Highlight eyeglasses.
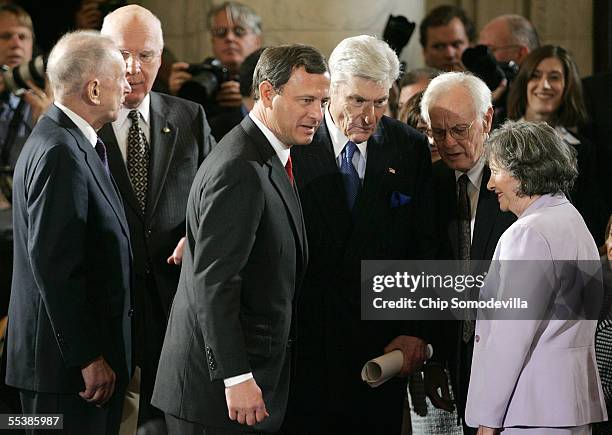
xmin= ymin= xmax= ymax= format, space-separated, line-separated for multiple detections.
xmin=431 ymin=121 xmax=474 ymax=142
xmin=120 ymin=50 xmax=158 ymax=65
xmin=211 ymin=25 xmax=250 ymax=38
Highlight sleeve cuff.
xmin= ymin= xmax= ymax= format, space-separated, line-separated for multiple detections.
xmin=223 ymin=372 xmax=254 ymax=387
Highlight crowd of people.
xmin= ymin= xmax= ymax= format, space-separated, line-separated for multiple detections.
xmin=0 ymin=2 xmax=610 ymax=435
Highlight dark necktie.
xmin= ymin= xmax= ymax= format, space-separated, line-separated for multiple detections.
xmin=457 ymin=173 xmax=474 ymax=342
xmin=285 ymin=155 xmax=294 ymax=185
xmin=127 ymin=110 xmax=149 ymax=213
xmin=95 ymin=137 xmax=110 ymax=176
xmin=340 ymin=140 xmax=360 ymax=210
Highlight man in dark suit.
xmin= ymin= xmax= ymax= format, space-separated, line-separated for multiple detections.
xmin=7 ymin=31 xmax=132 ymax=434
xmin=99 ymin=5 xmax=215 ymax=428
xmin=420 ymin=72 xmax=515 ymax=434
xmin=152 ymin=44 xmax=330 ymax=434
xmin=286 ymin=35 xmax=436 ymax=435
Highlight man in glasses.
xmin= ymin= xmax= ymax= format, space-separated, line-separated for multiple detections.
xmin=421 ymin=72 xmax=515 ymax=435
xmin=168 ymin=1 xmax=262 ymax=120
xmin=99 ymin=5 xmax=215 ymax=432
xmin=478 ymin=14 xmax=539 ymax=65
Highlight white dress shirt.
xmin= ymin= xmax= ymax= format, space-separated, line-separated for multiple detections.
xmin=54 ymin=102 xmax=97 ymax=148
xmin=110 ymin=93 xmax=151 ymax=163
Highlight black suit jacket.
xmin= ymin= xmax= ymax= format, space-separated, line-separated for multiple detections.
xmin=289 ymin=116 xmax=436 ymax=430
xmin=431 ymin=160 xmax=515 ymax=418
xmin=98 ymin=91 xmax=214 ymax=419
xmin=7 ymin=105 xmax=132 ymax=393
xmin=152 ymin=115 xmax=307 ymax=432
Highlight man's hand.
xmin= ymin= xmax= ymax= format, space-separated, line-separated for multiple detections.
xmin=22 ymin=80 xmax=53 ymax=124
xmin=167 ymin=237 xmax=186 ymax=265
xmin=168 ymin=62 xmax=192 ymax=95
xmin=225 ymin=378 xmax=269 ymax=426
xmin=423 ymin=363 xmax=454 ymax=411
xmin=215 ymin=80 xmax=242 ymax=108
xmin=383 ymin=335 xmax=427 ymax=376
xmin=477 ymin=425 xmax=499 ymax=435
xmin=79 ymin=355 xmax=116 ymax=406
xmin=74 ymin=0 xmax=104 ymax=30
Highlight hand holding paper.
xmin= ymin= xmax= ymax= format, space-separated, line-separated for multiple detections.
xmin=361 ymin=343 xmax=433 ymax=388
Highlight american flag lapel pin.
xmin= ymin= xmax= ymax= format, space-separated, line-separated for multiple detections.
xmin=388 ymin=167 xmax=396 ymax=174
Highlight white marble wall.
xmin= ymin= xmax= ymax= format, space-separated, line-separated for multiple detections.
xmin=137 ymin=0 xmax=427 ymax=68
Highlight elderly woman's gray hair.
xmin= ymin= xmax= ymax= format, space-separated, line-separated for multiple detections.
xmin=328 ymin=35 xmax=399 ymax=91
xmin=208 ymin=1 xmax=262 ymax=36
xmin=420 ymin=72 xmax=491 ymax=126
xmin=486 ymin=120 xmax=578 ymax=196
xmin=46 ymin=30 xmax=123 ymax=100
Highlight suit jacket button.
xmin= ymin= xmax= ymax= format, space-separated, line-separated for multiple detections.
xmin=145 ymin=229 xmax=152 ymax=238
xmin=475 ymin=334 xmax=480 ymax=343
xmin=128 ymin=308 xmax=135 ymax=317
xmin=287 ymin=338 xmax=293 ymax=349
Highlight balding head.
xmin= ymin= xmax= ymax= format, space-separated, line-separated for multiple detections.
xmin=479 ymin=14 xmax=539 ymax=64
xmin=101 ymin=5 xmax=163 ymax=108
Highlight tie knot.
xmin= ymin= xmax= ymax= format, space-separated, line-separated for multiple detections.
xmin=344 ymin=140 xmax=358 ymax=160
xmin=458 ymin=173 xmax=469 ymax=188
xmin=128 ymin=110 xmax=140 ymax=123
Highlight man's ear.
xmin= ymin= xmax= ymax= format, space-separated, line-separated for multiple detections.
xmin=258 ymin=80 xmax=275 ymax=108
xmin=87 ymin=79 xmax=101 ymax=105
xmin=483 ymin=106 xmax=494 ymax=134
xmin=516 ymin=46 xmax=530 ymax=64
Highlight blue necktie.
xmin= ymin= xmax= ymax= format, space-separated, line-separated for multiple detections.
xmin=340 ymin=140 xmax=360 ymax=210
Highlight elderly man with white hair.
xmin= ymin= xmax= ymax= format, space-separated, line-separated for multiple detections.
xmin=420 ymin=72 xmax=515 ymax=435
xmin=6 ymin=30 xmax=132 ymax=435
xmin=286 ymin=34 xmax=436 ymax=435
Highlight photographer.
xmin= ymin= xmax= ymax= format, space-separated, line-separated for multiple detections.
xmin=167 ymin=1 xmax=262 ymax=119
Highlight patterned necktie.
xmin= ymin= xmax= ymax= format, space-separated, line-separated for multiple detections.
xmin=285 ymin=155 xmax=294 ymax=185
xmin=127 ymin=110 xmax=149 ymax=213
xmin=340 ymin=140 xmax=360 ymax=210
xmin=95 ymin=137 xmax=110 ymax=177
xmin=457 ymin=173 xmax=475 ymax=342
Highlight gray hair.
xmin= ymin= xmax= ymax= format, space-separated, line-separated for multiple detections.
xmin=503 ymin=14 xmax=540 ymax=51
xmin=208 ymin=1 xmax=262 ymax=36
xmin=420 ymin=72 xmax=491 ymax=126
xmin=400 ymin=67 xmax=440 ymax=89
xmin=329 ymin=35 xmax=400 ymax=91
xmin=47 ymin=31 xmax=123 ymax=99
xmin=101 ymin=5 xmax=164 ymax=52
xmin=485 ymin=120 xmax=577 ymax=196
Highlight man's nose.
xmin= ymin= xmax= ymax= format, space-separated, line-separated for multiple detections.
xmin=362 ymin=103 xmax=375 ymax=124
xmin=125 ymin=55 xmax=141 ymax=75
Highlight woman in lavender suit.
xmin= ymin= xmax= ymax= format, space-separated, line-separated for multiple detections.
xmin=465 ymin=120 xmax=607 ymax=434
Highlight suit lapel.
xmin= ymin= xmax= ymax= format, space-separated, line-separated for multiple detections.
xmin=98 ymin=123 xmax=142 ymax=219
xmin=48 ymin=106 xmax=130 ymax=238
xmin=147 ymin=93 xmax=178 ymax=221
xmin=241 ymin=117 xmax=306 ymax=261
xmin=471 ymin=166 xmax=499 ymax=260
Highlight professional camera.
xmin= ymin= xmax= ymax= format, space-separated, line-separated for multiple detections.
xmin=177 ymin=58 xmax=237 ymax=106
xmin=1 ymin=54 xmax=47 ymax=94
xmin=461 ymin=45 xmax=519 ymax=92
xmin=383 ymin=14 xmax=416 ymax=58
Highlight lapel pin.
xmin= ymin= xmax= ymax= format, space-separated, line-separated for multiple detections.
xmin=162 ymin=126 xmax=171 ymax=133
xmin=388 ymin=167 xmax=396 ymax=174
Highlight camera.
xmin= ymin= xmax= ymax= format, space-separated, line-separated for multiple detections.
xmin=177 ymin=58 xmax=236 ymax=106
xmin=1 ymin=54 xmax=47 ymax=94
xmin=98 ymin=0 xmax=125 ymax=17
xmin=383 ymin=14 xmax=416 ymax=58
xmin=461 ymin=45 xmax=519 ymax=92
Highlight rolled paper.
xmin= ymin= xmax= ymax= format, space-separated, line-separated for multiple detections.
xmin=361 ymin=344 xmax=433 ymax=388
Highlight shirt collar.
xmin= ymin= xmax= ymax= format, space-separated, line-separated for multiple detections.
xmin=54 ymin=101 xmax=98 ymax=148
xmin=249 ymin=112 xmax=290 ymax=166
xmin=112 ymin=93 xmax=151 ymax=131
xmin=325 ymin=107 xmax=367 ymax=159
xmin=454 ymin=155 xmax=486 ymax=188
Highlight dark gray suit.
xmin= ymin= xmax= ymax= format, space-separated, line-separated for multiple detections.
xmin=152 ymin=115 xmax=307 ymax=432
xmin=7 ymin=105 xmax=132 ymax=434
xmin=98 ymin=92 xmax=215 ymax=423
